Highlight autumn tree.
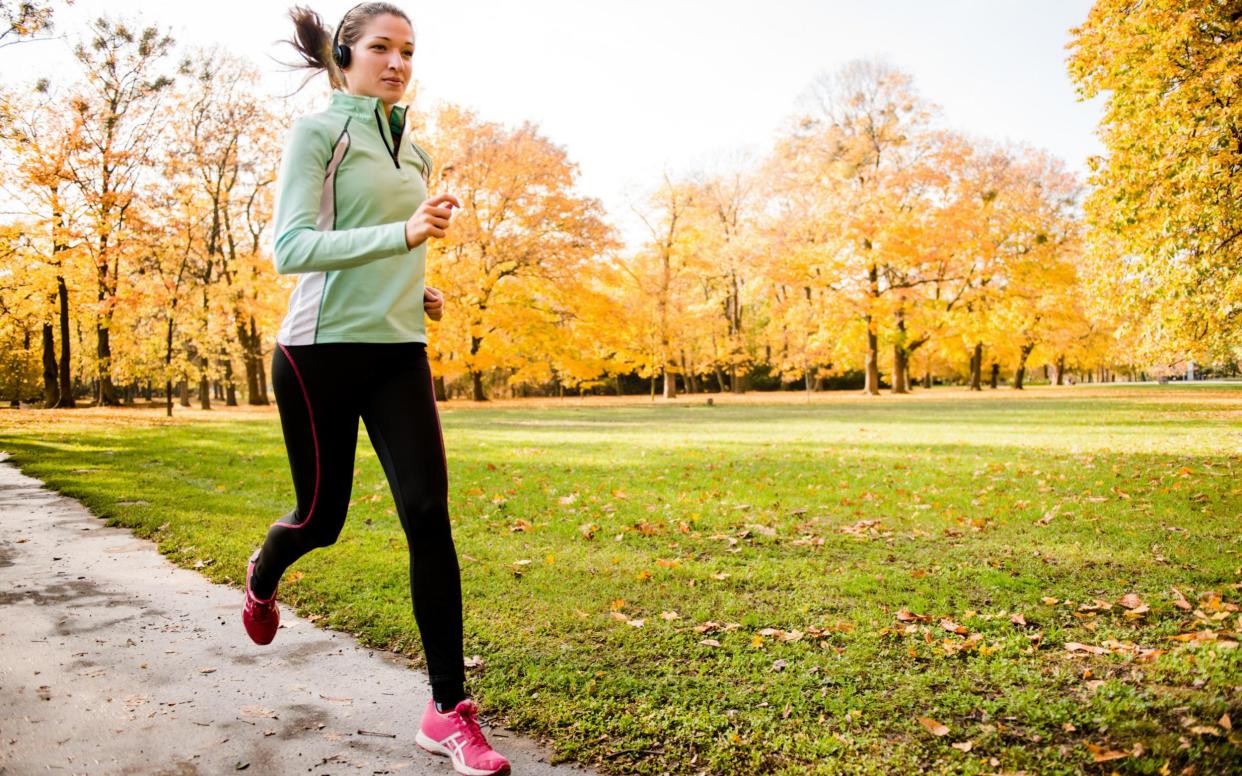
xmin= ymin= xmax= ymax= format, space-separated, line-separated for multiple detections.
xmin=423 ymin=104 xmax=613 ymax=400
xmin=67 ymin=16 xmax=177 ymax=405
xmin=166 ymin=49 xmax=281 ymax=407
xmin=0 ymin=84 xmax=84 ymax=406
xmin=688 ymin=160 xmax=762 ymax=392
xmin=778 ymin=59 xmax=940 ymax=395
xmin=1069 ymin=0 xmax=1242 ymax=362
xmin=0 ymin=0 xmax=61 ymax=47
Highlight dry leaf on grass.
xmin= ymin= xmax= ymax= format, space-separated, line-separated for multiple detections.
xmin=1065 ymin=642 xmax=1109 ymax=655
xmin=1085 ymin=743 xmax=1128 ymax=763
xmin=917 ymin=717 xmax=950 ymax=737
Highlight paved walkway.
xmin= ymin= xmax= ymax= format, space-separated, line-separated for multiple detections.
xmin=0 ymin=456 xmax=595 ymax=776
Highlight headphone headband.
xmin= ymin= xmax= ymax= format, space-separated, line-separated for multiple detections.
xmin=331 ymin=3 xmax=367 ymax=69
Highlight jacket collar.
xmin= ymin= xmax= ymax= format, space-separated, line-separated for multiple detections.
xmin=329 ymin=90 xmax=398 ymax=121
xmin=329 ymin=90 xmax=407 ymax=148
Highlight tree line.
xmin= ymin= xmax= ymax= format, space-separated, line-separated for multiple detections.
xmin=0 ymin=2 xmax=1235 ymax=408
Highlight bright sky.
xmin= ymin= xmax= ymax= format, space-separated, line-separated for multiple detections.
xmin=1 ymin=0 xmax=1103 ymax=246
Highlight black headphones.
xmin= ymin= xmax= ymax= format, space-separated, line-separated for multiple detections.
xmin=331 ymin=3 xmax=366 ymax=69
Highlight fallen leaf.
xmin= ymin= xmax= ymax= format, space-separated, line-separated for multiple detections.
xmin=951 ymin=741 xmax=973 ymax=752
xmin=659 ymin=611 xmax=679 ymax=621
xmin=918 ymin=717 xmax=950 ymax=737
xmin=1065 ymin=642 xmax=1109 ymax=655
xmin=896 ymin=609 xmax=931 ymax=623
xmin=199 ymin=667 xmax=217 ymax=674
xmin=1170 ymin=587 xmax=1193 ymax=611
xmin=1220 ymin=713 xmax=1232 ymax=731
xmin=940 ymin=618 xmax=968 ymax=635
xmin=1010 ymin=612 xmax=1028 ymax=627
xmin=1118 ymin=593 xmax=1144 ymax=609
xmin=1085 ymin=742 xmax=1128 ymax=763
xmin=625 ymin=618 xmax=645 ymax=628
xmin=699 ymin=638 xmax=721 ymax=647
xmin=239 ymin=706 xmax=277 ymax=719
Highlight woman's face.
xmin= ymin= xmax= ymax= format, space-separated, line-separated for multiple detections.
xmin=343 ymin=13 xmax=414 ymax=108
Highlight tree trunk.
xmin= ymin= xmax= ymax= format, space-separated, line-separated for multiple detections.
xmin=714 ymin=366 xmax=727 ymax=393
xmin=1054 ymin=355 xmax=1065 ymax=385
xmin=989 ymin=362 xmax=999 ymax=389
xmin=224 ymin=359 xmax=238 ymax=406
xmin=923 ymin=370 xmax=932 ymax=389
xmin=969 ymin=344 xmax=983 ymax=391
xmin=55 ymin=276 xmax=74 ymax=408
xmin=662 ymin=365 xmax=678 ymax=399
xmin=50 ymin=197 xmax=75 ymax=408
xmin=891 ymin=311 xmax=916 ymax=394
xmin=1013 ymin=342 xmax=1035 ymax=390
xmin=94 ymin=236 xmax=119 ymax=406
xmin=470 ymin=370 xmax=486 ymax=401
xmin=863 ymin=264 xmax=881 ymax=396
xmin=863 ymin=319 xmax=880 ymax=395
xmin=179 ymin=378 xmax=190 ymax=407
xmin=199 ymin=370 xmax=211 ymax=410
xmin=42 ymin=323 xmax=60 ymax=408
xmin=892 ymin=344 xmax=909 ymax=394
xmin=433 ymin=375 xmax=447 ymax=402
xmin=95 ymin=319 xmax=118 ymax=406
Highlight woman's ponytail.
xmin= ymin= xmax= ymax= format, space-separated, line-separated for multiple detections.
xmin=284 ymin=6 xmax=344 ymax=90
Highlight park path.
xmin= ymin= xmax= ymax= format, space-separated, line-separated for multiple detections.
xmin=0 ymin=456 xmax=596 ymax=776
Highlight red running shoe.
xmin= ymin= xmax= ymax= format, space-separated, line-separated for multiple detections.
xmin=242 ymin=548 xmax=279 ymax=645
xmin=415 ymin=697 xmax=511 ymax=776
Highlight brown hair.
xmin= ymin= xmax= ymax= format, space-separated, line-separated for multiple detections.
xmin=284 ymin=3 xmax=413 ymax=91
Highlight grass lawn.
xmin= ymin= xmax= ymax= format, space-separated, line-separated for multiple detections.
xmin=1 ymin=385 xmax=1239 ymax=775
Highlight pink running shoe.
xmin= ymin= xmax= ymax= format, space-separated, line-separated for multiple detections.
xmin=242 ymin=549 xmax=280 ymax=645
xmin=416 ymin=697 xmax=511 ymax=776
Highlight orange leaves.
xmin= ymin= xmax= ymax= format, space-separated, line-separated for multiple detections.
xmin=917 ymin=717 xmax=950 ymax=737
xmin=838 ymin=519 xmax=889 ymax=538
xmin=1064 ymin=642 xmax=1108 ymax=656
xmin=896 ymin=609 xmax=931 ymax=623
xmin=939 ymin=618 xmax=968 ymax=636
xmin=1085 ymin=742 xmax=1129 ymax=763
xmin=1064 ymin=640 xmax=1165 ymax=662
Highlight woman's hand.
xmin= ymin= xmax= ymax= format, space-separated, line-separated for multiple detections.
xmin=405 ymin=194 xmax=463 ymax=250
xmin=423 ymin=285 xmax=444 ymax=321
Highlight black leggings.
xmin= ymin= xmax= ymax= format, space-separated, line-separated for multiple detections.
xmin=250 ymin=341 xmax=465 ymax=705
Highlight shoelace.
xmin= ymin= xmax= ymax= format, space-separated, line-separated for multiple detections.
xmin=455 ymin=703 xmax=488 ymax=748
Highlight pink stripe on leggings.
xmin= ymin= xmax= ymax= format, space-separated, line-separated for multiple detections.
xmin=272 ymin=343 xmax=320 ymax=530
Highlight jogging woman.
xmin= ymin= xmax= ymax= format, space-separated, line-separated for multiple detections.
xmin=240 ymin=5 xmax=509 ymax=774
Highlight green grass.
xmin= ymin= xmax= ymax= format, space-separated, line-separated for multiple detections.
xmin=2 ymin=386 xmax=1240 ymax=775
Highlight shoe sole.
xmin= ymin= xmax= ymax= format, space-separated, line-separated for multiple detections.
xmin=414 ymin=730 xmax=510 ymax=776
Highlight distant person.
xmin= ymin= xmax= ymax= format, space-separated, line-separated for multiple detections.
xmin=240 ymin=4 xmax=509 ymax=774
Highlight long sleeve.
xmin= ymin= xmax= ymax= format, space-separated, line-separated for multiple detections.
xmin=271 ymin=119 xmax=410 ymax=275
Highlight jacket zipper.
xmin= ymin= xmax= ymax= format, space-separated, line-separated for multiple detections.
xmin=373 ymin=107 xmax=404 ymax=169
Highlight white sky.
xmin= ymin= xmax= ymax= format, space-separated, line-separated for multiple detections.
xmin=1 ymin=0 xmax=1103 ymax=247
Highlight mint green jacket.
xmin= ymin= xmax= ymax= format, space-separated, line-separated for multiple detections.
xmin=273 ymin=91 xmax=433 ymax=345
